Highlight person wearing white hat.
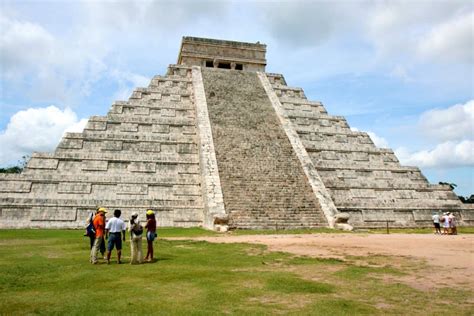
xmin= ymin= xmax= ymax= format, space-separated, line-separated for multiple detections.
xmin=128 ymin=212 xmax=143 ymax=264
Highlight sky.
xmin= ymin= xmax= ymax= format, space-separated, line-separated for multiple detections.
xmin=0 ymin=0 xmax=473 ymax=196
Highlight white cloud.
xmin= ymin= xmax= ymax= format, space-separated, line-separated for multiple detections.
xmin=395 ymin=100 xmax=474 ymax=168
xmin=0 ymin=14 xmax=55 ymax=77
xmin=0 ymin=12 xmax=109 ymax=103
xmin=419 ymin=100 xmax=474 ymax=141
xmin=261 ymin=1 xmax=366 ymax=47
xmin=396 ymin=140 xmax=474 ymax=168
xmin=418 ymin=12 xmax=474 ymax=63
xmin=0 ymin=106 xmax=87 ymax=165
xmin=366 ymin=1 xmax=472 ymax=64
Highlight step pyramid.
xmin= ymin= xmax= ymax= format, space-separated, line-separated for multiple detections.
xmin=0 ymin=37 xmax=472 ymax=229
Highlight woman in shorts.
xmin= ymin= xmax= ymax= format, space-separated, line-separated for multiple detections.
xmin=144 ymin=209 xmax=157 ymax=262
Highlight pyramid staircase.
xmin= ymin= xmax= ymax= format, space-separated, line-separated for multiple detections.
xmin=201 ymin=69 xmax=327 ymax=229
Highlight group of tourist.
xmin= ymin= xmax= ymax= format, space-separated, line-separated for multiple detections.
xmin=432 ymin=212 xmax=457 ymax=235
xmin=86 ymin=207 xmax=157 ymax=264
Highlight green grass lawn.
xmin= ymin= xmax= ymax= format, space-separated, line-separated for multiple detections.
xmin=0 ymin=229 xmax=472 ymax=315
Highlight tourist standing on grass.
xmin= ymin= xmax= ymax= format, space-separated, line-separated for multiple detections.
xmin=90 ymin=207 xmax=107 ymax=264
xmin=86 ymin=208 xmax=106 ymax=256
xmin=105 ymin=209 xmax=127 ymax=264
xmin=432 ymin=212 xmax=441 ymax=234
xmin=129 ymin=212 xmax=143 ymax=264
xmin=85 ymin=210 xmax=96 ymax=249
xmin=144 ymin=209 xmax=157 ymax=262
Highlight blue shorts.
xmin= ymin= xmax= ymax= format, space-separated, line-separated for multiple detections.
xmin=107 ymin=232 xmax=122 ymax=251
xmin=147 ymin=231 xmax=156 ymax=242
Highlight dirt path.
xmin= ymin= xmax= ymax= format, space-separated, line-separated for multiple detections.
xmin=168 ymin=233 xmax=474 ymax=290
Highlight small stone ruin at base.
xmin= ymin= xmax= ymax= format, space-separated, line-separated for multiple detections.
xmin=0 ymin=37 xmax=472 ymax=230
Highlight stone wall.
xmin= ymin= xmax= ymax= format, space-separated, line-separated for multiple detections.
xmin=201 ymin=68 xmax=327 ymax=229
xmin=0 ymin=65 xmax=205 ymax=228
xmin=265 ymin=73 xmax=473 ymax=228
xmin=178 ymin=37 xmax=267 ymax=72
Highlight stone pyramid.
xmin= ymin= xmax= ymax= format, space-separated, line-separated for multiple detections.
xmin=0 ymin=37 xmax=472 ymax=230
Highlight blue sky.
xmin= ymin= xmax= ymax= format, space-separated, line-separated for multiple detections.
xmin=0 ymin=0 xmax=473 ymax=196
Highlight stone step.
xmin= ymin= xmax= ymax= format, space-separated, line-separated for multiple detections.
xmin=202 ymin=68 xmax=328 ymax=227
xmin=27 ymin=151 xmax=200 ymax=164
xmin=294 ymin=125 xmax=352 ymax=135
xmin=265 ymin=73 xmax=287 ymax=86
xmin=324 ymin=178 xmax=450 ymax=191
xmin=110 ymin=101 xmax=195 ymax=112
xmin=84 ymin=114 xmax=195 ymax=129
xmin=334 ymin=198 xmax=462 ymax=209
xmin=330 ymin=188 xmax=458 ymax=202
xmin=117 ymin=107 xmax=195 ymax=119
xmin=301 ymin=133 xmax=374 ymax=146
xmin=0 ymin=197 xmax=202 ymax=208
xmin=315 ymin=162 xmax=419 ymax=173
xmin=310 ymin=151 xmax=400 ymax=167
xmin=65 ymin=130 xmax=197 ymax=142
xmin=304 ymin=142 xmax=386 ymax=153
xmin=56 ymin=138 xmax=198 ymax=154
xmin=129 ymin=90 xmax=192 ymax=101
xmin=286 ymin=110 xmax=349 ymax=122
xmin=0 ymin=171 xmax=201 ymax=185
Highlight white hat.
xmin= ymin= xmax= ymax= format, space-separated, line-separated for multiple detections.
xmin=131 ymin=212 xmax=138 ymax=217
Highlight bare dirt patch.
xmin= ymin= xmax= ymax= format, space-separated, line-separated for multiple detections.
xmin=167 ymin=233 xmax=474 ymax=290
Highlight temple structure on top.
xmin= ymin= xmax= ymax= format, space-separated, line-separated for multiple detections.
xmin=177 ymin=37 xmax=266 ymax=72
xmin=0 ymin=36 xmax=472 ymax=230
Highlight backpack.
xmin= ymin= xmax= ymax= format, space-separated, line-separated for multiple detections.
xmin=132 ymin=224 xmax=143 ymax=236
xmin=130 ymin=219 xmax=143 ymax=237
xmin=85 ymin=213 xmax=96 ymax=236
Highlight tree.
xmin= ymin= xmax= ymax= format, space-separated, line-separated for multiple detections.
xmin=438 ymin=182 xmax=457 ymax=190
xmin=0 ymin=155 xmax=30 ymax=174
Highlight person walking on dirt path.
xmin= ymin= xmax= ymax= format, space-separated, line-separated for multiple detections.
xmin=129 ymin=212 xmax=143 ymax=264
xmin=105 ymin=209 xmax=127 ymax=264
xmin=144 ymin=209 xmax=157 ymax=263
xmin=432 ymin=212 xmax=441 ymax=234
xmin=90 ymin=207 xmax=107 ymax=264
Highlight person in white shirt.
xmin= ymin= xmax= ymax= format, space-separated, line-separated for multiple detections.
xmin=432 ymin=212 xmax=441 ymax=234
xmin=105 ymin=209 xmax=127 ymax=264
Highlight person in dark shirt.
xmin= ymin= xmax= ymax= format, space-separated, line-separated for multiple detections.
xmin=144 ymin=209 xmax=157 ymax=262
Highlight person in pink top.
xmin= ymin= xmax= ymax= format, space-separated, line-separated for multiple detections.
xmin=144 ymin=209 xmax=157 ymax=262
